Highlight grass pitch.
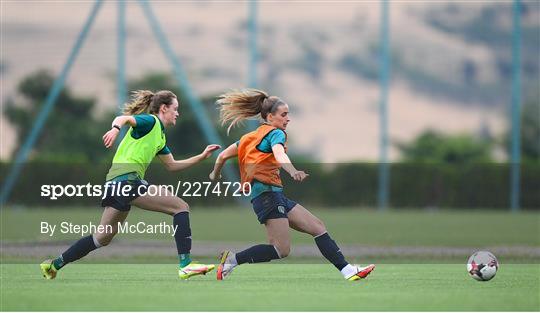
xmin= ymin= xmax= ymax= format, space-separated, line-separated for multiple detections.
xmin=2 ymin=207 xmax=539 ymax=246
xmin=1 ymin=207 xmax=539 ymax=310
xmin=1 ymin=263 xmax=538 ymax=311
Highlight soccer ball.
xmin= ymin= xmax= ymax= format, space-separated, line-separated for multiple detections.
xmin=467 ymin=251 xmax=499 ymax=281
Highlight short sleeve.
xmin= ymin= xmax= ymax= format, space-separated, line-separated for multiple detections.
xmin=267 ymin=129 xmax=286 ymax=147
xmin=257 ymin=129 xmax=286 ymax=152
xmin=132 ymin=114 xmax=156 ymax=138
xmin=157 ymin=145 xmax=171 ymax=155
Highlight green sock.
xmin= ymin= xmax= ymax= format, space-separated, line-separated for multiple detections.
xmin=179 ymin=253 xmax=191 ymax=268
xmin=52 ymin=256 xmax=64 ymax=271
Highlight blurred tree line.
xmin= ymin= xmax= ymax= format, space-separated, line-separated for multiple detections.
xmin=395 ymin=99 xmax=539 ymax=164
xmin=5 ymin=70 xmax=538 ymax=164
xmin=3 ymin=70 xmax=246 ymax=163
xmin=1 ymin=70 xmax=538 ymax=208
xmin=4 ymin=70 xmax=112 ymax=162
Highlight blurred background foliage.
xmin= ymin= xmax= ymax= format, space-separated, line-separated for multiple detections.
xmin=1 ymin=70 xmax=538 ymax=209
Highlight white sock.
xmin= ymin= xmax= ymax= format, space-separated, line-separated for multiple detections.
xmin=340 ymin=264 xmax=358 ymax=278
xmin=228 ymin=252 xmax=238 ymax=266
xmin=92 ymin=234 xmax=102 ymax=248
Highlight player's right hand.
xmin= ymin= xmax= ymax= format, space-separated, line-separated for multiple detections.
xmin=102 ymin=128 xmax=119 ymax=148
xmin=201 ymin=144 xmax=221 ymax=159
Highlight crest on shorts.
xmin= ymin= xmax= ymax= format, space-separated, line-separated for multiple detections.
xmin=277 ymin=205 xmax=285 ymax=214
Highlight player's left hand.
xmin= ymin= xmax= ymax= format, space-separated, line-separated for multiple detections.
xmin=201 ymin=144 xmax=221 ymax=159
xmin=291 ymin=170 xmax=309 ymax=182
xmin=209 ymin=171 xmax=221 ymax=181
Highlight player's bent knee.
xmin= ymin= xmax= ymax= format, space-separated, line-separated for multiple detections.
xmin=276 ymin=244 xmax=290 ymax=258
xmin=170 ymin=198 xmax=189 ymax=215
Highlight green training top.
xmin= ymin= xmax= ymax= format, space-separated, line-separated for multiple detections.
xmin=106 ymin=114 xmax=167 ymax=180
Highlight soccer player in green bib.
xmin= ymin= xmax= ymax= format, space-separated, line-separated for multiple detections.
xmin=40 ymin=90 xmax=219 ymax=280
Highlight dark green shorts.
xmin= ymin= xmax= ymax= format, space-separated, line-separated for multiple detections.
xmin=101 ymin=179 xmax=149 ymax=211
xmin=251 ymin=191 xmax=297 ymax=224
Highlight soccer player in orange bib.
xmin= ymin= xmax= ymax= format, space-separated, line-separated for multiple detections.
xmin=210 ymin=89 xmax=375 ymax=281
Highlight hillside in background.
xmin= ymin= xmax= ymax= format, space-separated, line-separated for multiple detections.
xmin=1 ymin=1 xmax=538 ymax=162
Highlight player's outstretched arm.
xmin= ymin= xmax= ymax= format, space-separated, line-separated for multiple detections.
xmin=271 ymin=144 xmax=309 ymax=182
xmin=159 ymin=144 xmax=220 ymax=172
xmin=209 ymin=143 xmax=238 ymax=181
xmin=102 ymin=115 xmax=136 ymax=148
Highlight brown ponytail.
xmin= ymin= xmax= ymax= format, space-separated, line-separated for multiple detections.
xmin=217 ymin=89 xmax=286 ymax=134
xmin=123 ymin=90 xmax=177 ymax=115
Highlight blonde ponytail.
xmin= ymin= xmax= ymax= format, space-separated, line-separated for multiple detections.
xmin=217 ymin=89 xmax=285 ymax=134
xmin=123 ymin=90 xmax=177 ymax=115
xmin=123 ymin=90 xmax=154 ymax=115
